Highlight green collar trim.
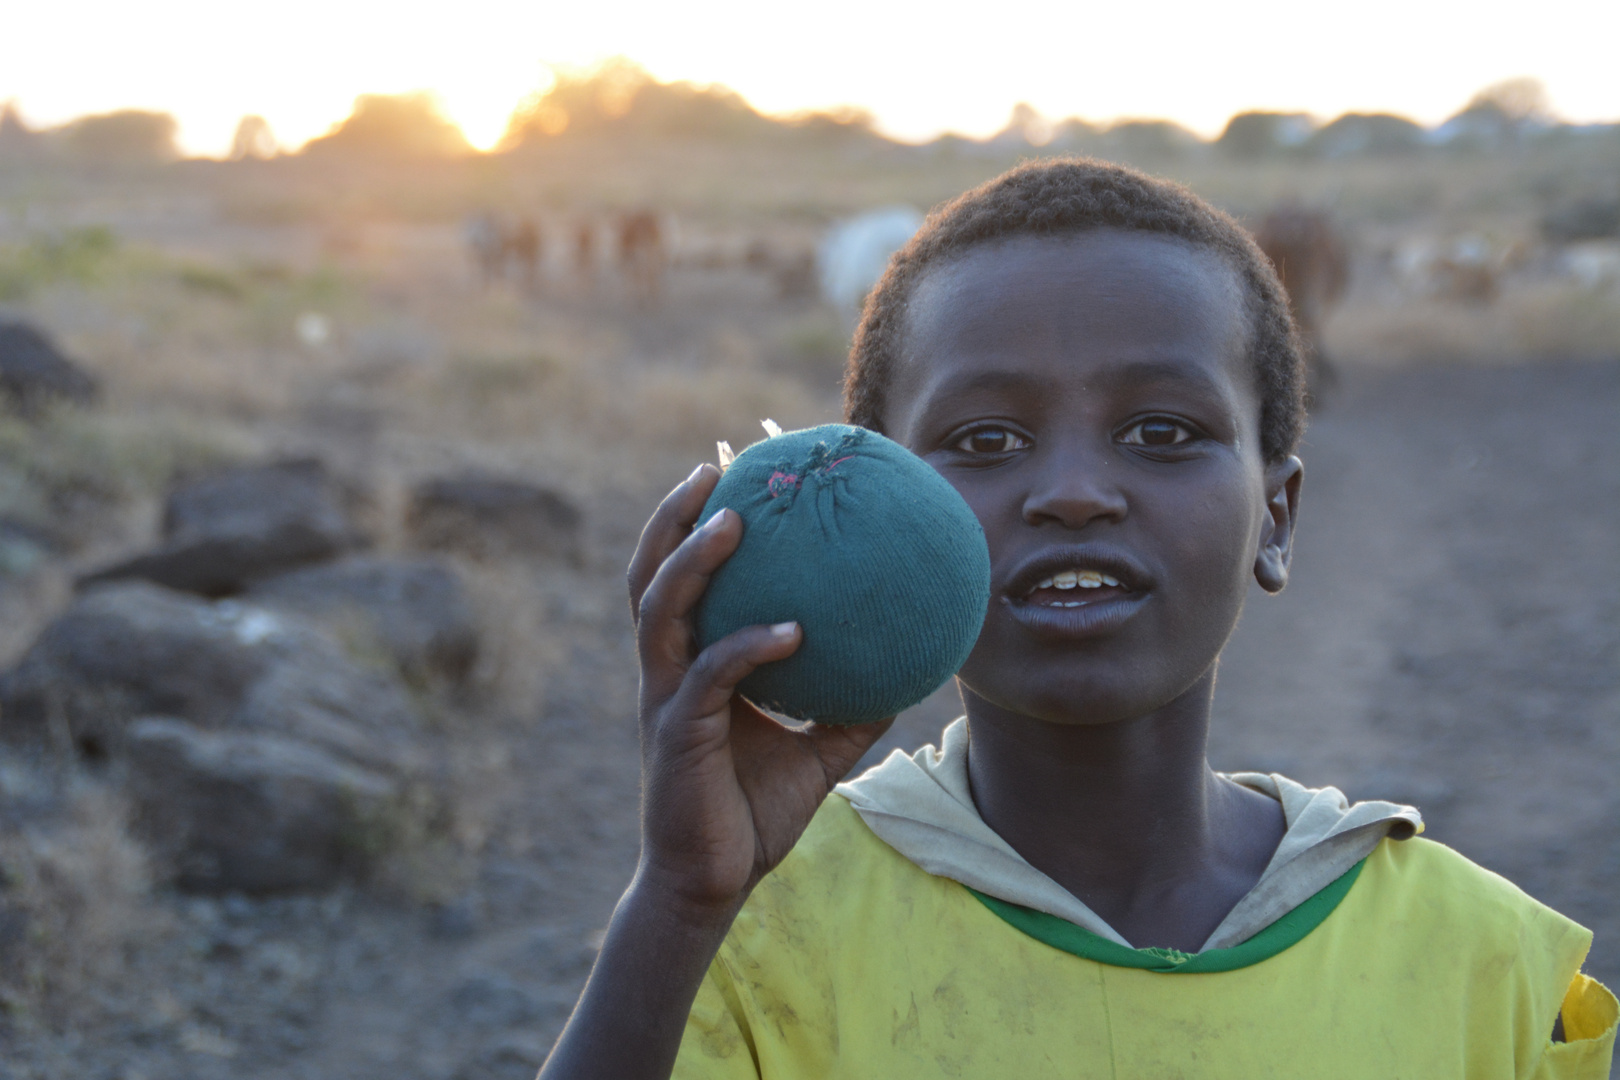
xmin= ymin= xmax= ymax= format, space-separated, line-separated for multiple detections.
xmin=967 ymin=857 xmax=1365 ymax=973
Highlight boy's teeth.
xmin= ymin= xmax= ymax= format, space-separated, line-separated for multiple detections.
xmin=1032 ymin=568 xmax=1126 ymax=599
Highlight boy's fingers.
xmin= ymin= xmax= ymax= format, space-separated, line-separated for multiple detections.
xmin=627 ymin=464 xmax=720 ymax=625
xmin=636 ymin=508 xmax=744 ymax=693
xmin=656 ymin=623 xmax=801 ymax=734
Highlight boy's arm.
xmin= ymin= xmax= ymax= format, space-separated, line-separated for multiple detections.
xmin=536 ymin=874 xmax=738 ymax=1080
xmin=539 ymin=464 xmax=892 ymax=1080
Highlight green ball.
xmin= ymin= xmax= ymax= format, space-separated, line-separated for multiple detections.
xmin=694 ymin=424 xmax=990 ymax=725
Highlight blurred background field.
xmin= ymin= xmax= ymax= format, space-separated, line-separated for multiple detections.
xmin=0 ymin=61 xmax=1617 ymax=1079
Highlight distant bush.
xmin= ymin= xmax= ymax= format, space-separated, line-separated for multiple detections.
xmin=1310 ymin=113 xmax=1426 ymax=157
xmin=1433 ymin=78 xmax=1554 ymax=150
xmin=229 ymin=114 xmax=277 ymax=160
xmin=1466 ymin=77 xmax=1553 ymax=126
xmin=1093 ymin=120 xmax=1203 ymax=162
xmin=58 ymin=110 xmax=179 ymax=163
xmin=302 ymin=93 xmax=472 ymax=159
xmin=780 ymin=106 xmax=882 ymax=144
xmin=0 ymin=102 xmax=45 ymax=156
xmin=500 ymin=58 xmax=777 ymax=147
xmin=1217 ymin=112 xmax=1316 ymax=159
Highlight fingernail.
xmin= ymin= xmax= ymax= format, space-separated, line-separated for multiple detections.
xmin=769 ymin=622 xmax=798 ymax=638
xmin=698 ymin=509 xmax=728 ymax=533
xmin=686 ymin=463 xmax=707 ymax=483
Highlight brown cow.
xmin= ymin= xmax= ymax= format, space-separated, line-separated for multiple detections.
xmin=617 ymin=210 xmax=666 ymax=305
xmin=1253 ymin=207 xmax=1349 ymax=395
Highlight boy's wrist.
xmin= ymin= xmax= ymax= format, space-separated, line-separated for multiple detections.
xmin=623 ymin=862 xmax=749 ymax=940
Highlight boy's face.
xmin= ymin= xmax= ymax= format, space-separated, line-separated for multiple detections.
xmin=882 ymin=229 xmax=1301 ymax=727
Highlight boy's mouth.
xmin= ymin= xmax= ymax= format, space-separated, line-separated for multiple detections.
xmin=1022 ymin=568 xmax=1132 ymax=607
xmin=1000 ymin=547 xmax=1152 ymax=636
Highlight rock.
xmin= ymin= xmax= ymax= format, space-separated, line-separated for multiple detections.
xmin=0 ymin=743 xmax=69 ymax=828
xmin=447 ymin=971 xmax=541 ymax=1028
xmin=0 ymin=516 xmax=59 ymax=577
xmin=245 ymin=556 xmax=479 ymax=686
xmin=0 ymin=582 xmax=269 ymax=754
xmin=0 ymin=321 xmax=99 ymax=415
xmin=452 ymin=1036 xmax=549 ymax=1080
xmin=428 ymin=894 xmax=482 ymax=939
xmin=407 ymin=474 xmax=581 ymax=562
xmin=123 ymin=718 xmax=396 ymax=893
xmin=80 ymin=459 xmax=362 ymax=596
xmin=0 ymin=581 xmax=419 ymax=774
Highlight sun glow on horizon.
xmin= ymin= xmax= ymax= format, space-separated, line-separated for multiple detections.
xmin=4 ymin=0 xmax=1619 ymax=158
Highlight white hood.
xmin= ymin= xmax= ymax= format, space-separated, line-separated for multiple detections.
xmin=835 ymin=718 xmax=1423 ymax=951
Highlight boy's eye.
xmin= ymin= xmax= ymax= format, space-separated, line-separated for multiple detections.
xmin=1119 ymin=418 xmax=1194 ymax=446
xmin=954 ymin=427 xmax=1029 ymax=454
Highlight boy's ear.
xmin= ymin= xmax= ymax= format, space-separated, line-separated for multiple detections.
xmin=1254 ymin=455 xmax=1303 ymax=594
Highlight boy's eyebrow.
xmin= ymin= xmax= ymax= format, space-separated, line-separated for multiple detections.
xmin=1096 ymin=359 xmax=1235 ymax=399
xmin=919 ymin=358 xmax=1234 ymax=408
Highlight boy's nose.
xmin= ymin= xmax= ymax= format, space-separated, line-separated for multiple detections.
xmin=1020 ymin=448 xmax=1128 ymax=530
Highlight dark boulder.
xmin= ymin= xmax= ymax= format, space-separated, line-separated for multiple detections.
xmin=245 ymin=556 xmax=479 ymax=687
xmin=0 ymin=322 xmax=99 ymax=415
xmin=446 ymin=971 xmax=542 ymax=1028
xmin=79 ymin=459 xmax=362 ymax=596
xmin=0 ymin=581 xmax=419 ymax=774
xmin=0 ymin=516 xmax=61 ymax=577
xmin=123 ymin=717 xmax=397 ymax=893
xmin=452 ymin=1037 xmax=549 ymax=1080
xmin=407 ymin=474 xmax=581 ymax=562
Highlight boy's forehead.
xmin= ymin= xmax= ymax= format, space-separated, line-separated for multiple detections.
xmin=906 ymin=230 xmax=1247 ymax=357
xmin=888 ymin=229 xmax=1253 ymax=429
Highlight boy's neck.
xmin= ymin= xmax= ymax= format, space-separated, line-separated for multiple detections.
xmin=962 ymin=672 xmax=1285 ymax=953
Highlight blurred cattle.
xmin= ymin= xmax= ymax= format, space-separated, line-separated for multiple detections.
xmin=1252 ymin=207 xmax=1349 ymax=389
xmin=507 ymin=218 xmax=541 ymax=289
xmin=464 ymin=213 xmax=544 ymax=290
xmin=1392 ymin=236 xmax=1511 ymax=305
xmin=573 ymin=220 xmax=598 ymax=286
xmin=465 ymin=214 xmax=504 ymax=284
xmin=745 ymin=239 xmax=818 ymax=300
xmin=617 ymin=210 xmax=666 ymax=304
xmin=818 ymin=207 xmax=923 ymax=323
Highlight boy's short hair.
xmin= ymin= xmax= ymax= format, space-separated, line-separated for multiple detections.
xmin=843 ymin=158 xmax=1307 ymax=463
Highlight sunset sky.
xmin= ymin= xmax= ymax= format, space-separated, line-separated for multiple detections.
xmin=6 ymin=0 xmax=1618 ymax=156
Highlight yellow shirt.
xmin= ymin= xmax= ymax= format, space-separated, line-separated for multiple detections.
xmin=674 ymin=795 xmax=1617 ymax=1079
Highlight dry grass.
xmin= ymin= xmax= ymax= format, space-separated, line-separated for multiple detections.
xmin=0 ymin=774 xmax=169 ymax=1032
xmin=1330 ymin=282 xmax=1620 ymax=366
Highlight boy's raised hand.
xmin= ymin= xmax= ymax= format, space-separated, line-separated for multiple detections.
xmin=540 ymin=464 xmax=892 ymax=1080
xmin=627 ymin=462 xmax=894 ymax=915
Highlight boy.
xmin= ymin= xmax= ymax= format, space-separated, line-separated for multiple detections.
xmin=540 ymin=160 xmax=1616 ymax=1078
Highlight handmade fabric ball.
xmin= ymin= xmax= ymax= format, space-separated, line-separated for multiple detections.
xmin=695 ymin=424 xmax=990 ymax=725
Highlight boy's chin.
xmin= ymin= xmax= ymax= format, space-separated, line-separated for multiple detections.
xmin=958 ymin=670 xmax=1200 ymax=730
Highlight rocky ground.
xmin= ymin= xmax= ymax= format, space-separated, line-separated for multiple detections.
xmin=0 ymin=354 xmax=1615 ymax=1079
